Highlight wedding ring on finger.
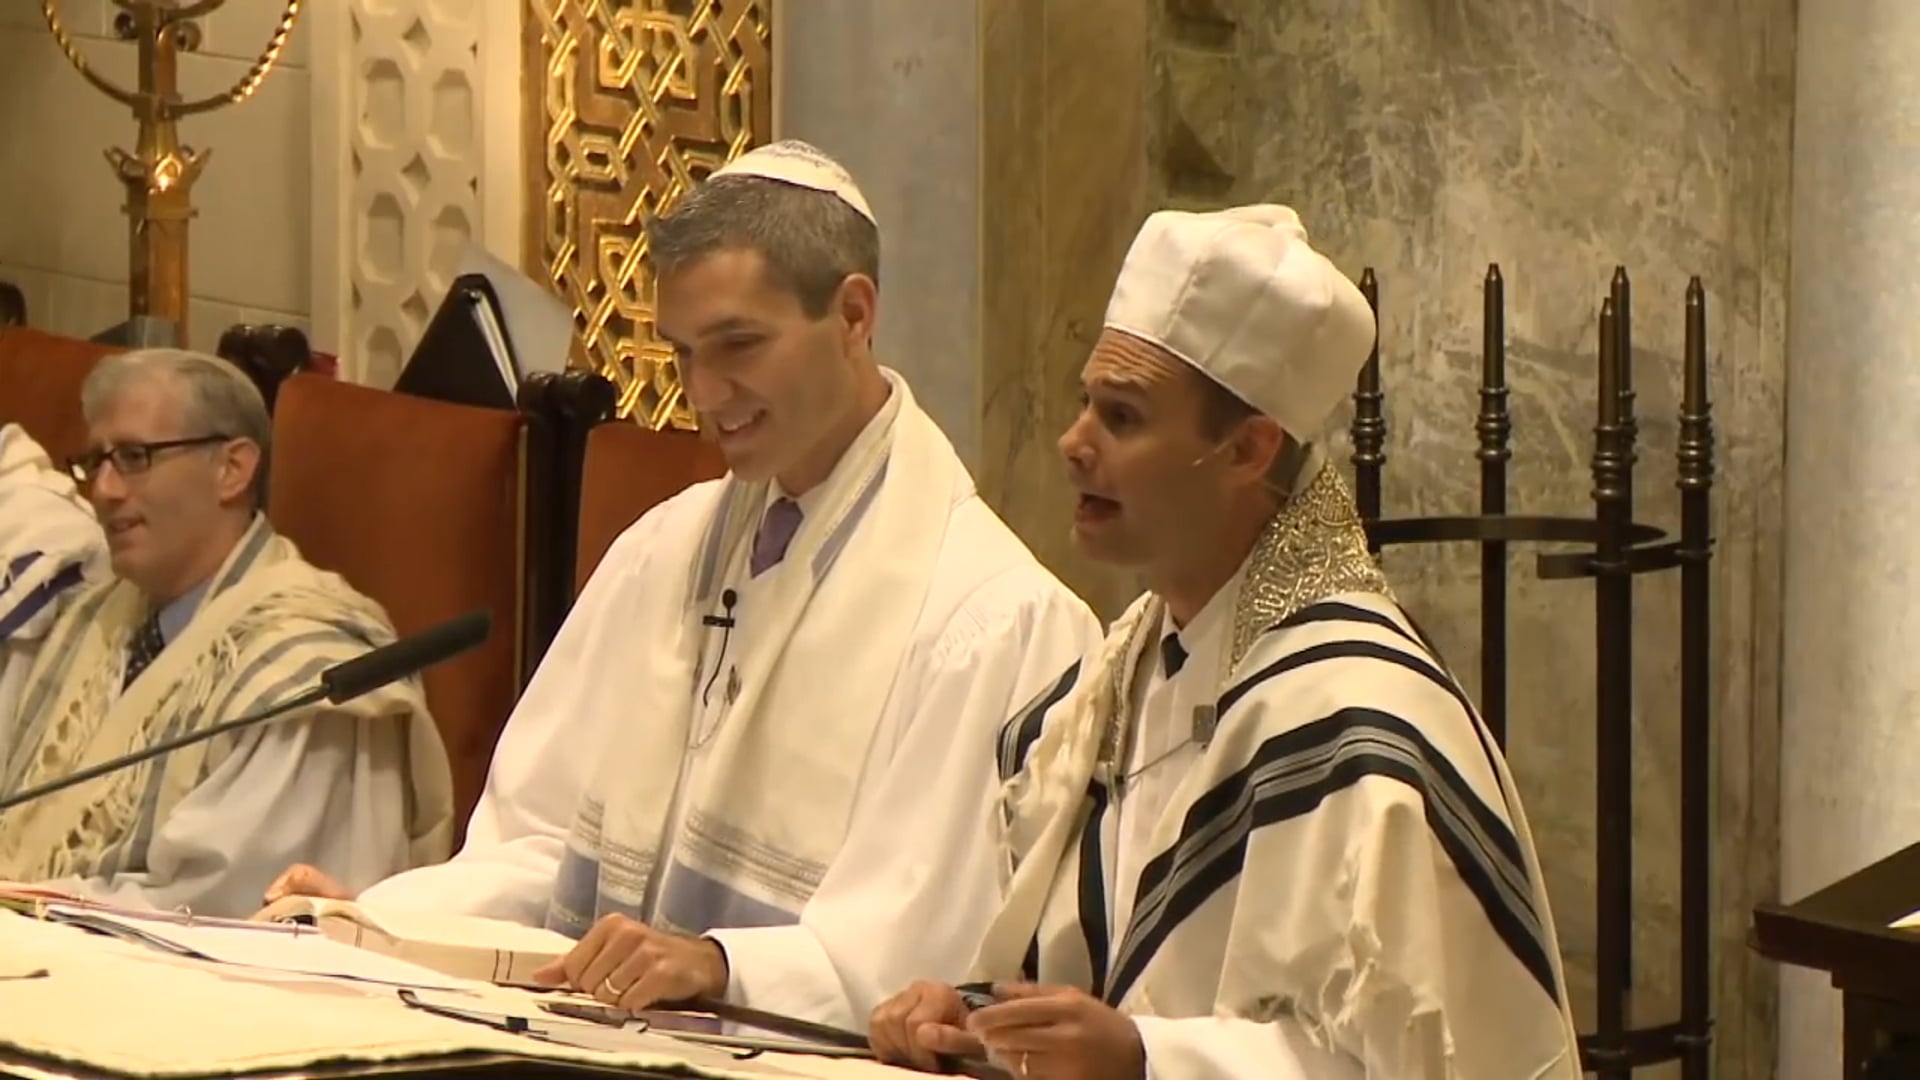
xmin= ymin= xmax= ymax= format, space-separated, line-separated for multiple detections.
xmin=600 ymin=976 xmax=626 ymax=999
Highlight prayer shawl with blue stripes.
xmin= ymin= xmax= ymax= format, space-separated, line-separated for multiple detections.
xmin=546 ymin=374 xmax=963 ymax=939
xmin=0 ymin=423 xmax=106 ymax=729
xmin=972 ymin=455 xmax=1581 ymax=1078
xmin=0 ymin=516 xmax=454 ymax=885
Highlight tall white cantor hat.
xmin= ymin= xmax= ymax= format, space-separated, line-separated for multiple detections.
xmin=709 ymin=139 xmax=876 ymax=225
xmin=1103 ymin=204 xmax=1375 ymax=441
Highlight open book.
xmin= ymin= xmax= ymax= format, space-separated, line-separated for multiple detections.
xmin=255 ymin=895 xmax=574 ymax=984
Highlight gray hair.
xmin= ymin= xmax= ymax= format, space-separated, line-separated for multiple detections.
xmin=645 ymin=175 xmax=880 ymax=318
xmin=81 ymin=348 xmax=272 ymax=505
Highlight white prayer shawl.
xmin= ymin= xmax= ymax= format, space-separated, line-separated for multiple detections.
xmin=0 ymin=517 xmax=455 ymax=894
xmin=0 ymin=424 xmax=105 ymax=728
xmin=974 ymin=455 xmax=1581 ymax=1079
xmin=547 ymin=376 xmax=968 ymax=937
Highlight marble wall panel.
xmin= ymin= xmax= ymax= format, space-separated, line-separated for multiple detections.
xmin=977 ymin=0 xmax=1155 ymax=619
xmin=777 ymin=0 xmax=984 ymax=462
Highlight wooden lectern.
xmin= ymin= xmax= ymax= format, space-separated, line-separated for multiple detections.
xmin=1753 ymin=843 xmax=1920 ymax=1078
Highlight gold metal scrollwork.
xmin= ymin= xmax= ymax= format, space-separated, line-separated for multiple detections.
xmin=42 ymin=0 xmax=302 ymax=343
xmin=526 ymin=1 xmax=775 ymax=430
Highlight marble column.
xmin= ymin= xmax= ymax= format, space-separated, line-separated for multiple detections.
xmin=773 ymin=1 xmax=985 ymax=465
xmin=773 ymin=0 xmax=1153 ymax=616
xmin=974 ymin=0 xmax=1153 ymax=618
xmin=1779 ymin=5 xmax=1920 ymax=1077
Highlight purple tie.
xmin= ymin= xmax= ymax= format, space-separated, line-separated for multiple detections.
xmin=750 ymin=497 xmax=803 ymax=577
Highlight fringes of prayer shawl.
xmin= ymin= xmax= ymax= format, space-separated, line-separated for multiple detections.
xmin=0 ymin=517 xmax=455 ymax=884
xmin=973 ymin=454 xmax=1580 ymax=1079
xmin=547 ymin=373 xmax=973 ymax=939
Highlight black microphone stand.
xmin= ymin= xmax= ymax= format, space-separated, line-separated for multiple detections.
xmin=0 ymin=608 xmax=490 ymax=815
xmin=0 ymin=684 xmax=329 ymax=813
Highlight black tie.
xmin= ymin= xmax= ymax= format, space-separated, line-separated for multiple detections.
xmin=1160 ymin=633 xmax=1188 ymax=677
xmin=123 ymin=613 xmax=165 ymax=690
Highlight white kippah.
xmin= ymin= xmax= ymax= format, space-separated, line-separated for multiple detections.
xmin=1103 ymin=204 xmax=1375 ymax=440
xmin=710 ymin=139 xmax=876 ymax=224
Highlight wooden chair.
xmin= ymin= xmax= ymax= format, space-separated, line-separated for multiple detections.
xmin=0 ymin=323 xmax=322 ymax=467
xmin=573 ymin=419 xmax=726 ymax=595
xmin=215 ymin=324 xmax=340 ymax=408
xmin=513 ymin=370 xmax=725 ymax=667
xmin=513 ymin=372 xmax=617 ymax=673
xmin=267 ymin=374 xmax=531 ymax=844
xmin=0 ymin=282 xmax=24 ymax=328
xmin=0 ymin=327 xmax=115 ymax=465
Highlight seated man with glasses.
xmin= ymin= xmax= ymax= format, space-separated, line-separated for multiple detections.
xmin=0 ymin=348 xmax=454 ymax=917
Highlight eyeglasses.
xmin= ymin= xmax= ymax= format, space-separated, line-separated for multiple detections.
xmin=66 ymin=435 xmax=233 ymax=484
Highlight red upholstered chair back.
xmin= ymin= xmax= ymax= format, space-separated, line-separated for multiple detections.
xmin=268 ymin=374 xmax=526 ymax=842
xmin=0 ymin=326 xmax=322 ymax=466
xmin=0 ymin=327 xmax=120 ymax=464
xmin=573 ymin=421 xmax=726 ymax=595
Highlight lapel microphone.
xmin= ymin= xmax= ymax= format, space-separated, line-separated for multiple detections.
xmin=702 ymin=588 xmax=738 ymax=629
xmin=700 ymin=589 xmax=739 ymax=708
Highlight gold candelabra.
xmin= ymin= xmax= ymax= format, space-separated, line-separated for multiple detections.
xmin=42 ymin=0 xmax=302 ymax=345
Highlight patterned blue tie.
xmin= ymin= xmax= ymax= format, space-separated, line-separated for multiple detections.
xmin=123 ymin=612 xmax=165 ymax=690
xmin=750 ymin=498 xmax=803 ymax=578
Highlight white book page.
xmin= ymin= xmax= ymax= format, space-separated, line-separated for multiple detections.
xmin=352 ymin=904 xmax=577 ymax=956
xmin=61 ymin=909 xmax=474 ymax=990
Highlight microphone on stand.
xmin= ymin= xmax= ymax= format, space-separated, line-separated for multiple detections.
xmin=0 ymin=609 xmax=492 ymax=814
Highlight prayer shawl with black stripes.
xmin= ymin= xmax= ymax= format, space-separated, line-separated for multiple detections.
xmin=973 ymin=454 xmax=1581 ymax=1078
xmin=0 ymin=516 xmax=454 ymax=887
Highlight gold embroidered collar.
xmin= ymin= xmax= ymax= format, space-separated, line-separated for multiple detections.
xmin=1098 ymin=451 xmax=1394 ymax=770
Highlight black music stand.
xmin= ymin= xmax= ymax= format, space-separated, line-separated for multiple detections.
xmin=1753 ymin=844 xmax=1920 ymax=1079
xmin=394 ymin=247 xmax=574 ymax=413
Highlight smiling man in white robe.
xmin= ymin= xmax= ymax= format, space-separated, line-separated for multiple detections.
xmin=867 ymin=206 xmax=1581 ymax=1079
xmin=268 ymin=140 xmax=1101 ymax=1020
xmin=0 ymin=350 xmax=452 ymax=917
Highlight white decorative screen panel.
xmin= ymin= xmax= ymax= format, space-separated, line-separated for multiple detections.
xmin=311 ymin=0 xmax=521 ymax=385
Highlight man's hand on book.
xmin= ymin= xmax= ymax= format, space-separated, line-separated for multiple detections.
xmin=529 ymin=914 xmax=728 ymax=1010
xmin=263 ymin=864 xmax=353 ymax=904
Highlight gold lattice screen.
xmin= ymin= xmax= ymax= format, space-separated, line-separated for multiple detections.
xmin=524 ymin=0 xmax=774 ymax=430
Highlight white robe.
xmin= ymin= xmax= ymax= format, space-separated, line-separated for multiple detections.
xmin=965 ymin=457 xmax=1581 ymax=1079
xmin=0 ymin=423 xmax=105 ymax=729
xmin=361 ymin=373 xmax=1101 ymax=1026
